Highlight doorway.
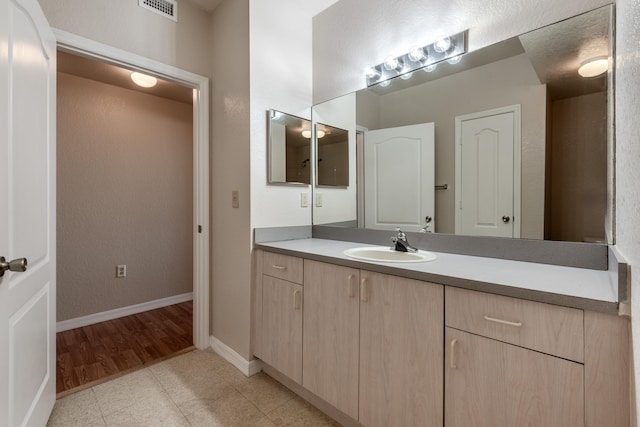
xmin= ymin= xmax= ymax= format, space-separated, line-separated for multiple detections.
xmin=53 ymin=30 xmax=210 ymax=390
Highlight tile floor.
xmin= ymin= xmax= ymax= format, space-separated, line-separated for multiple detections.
xmin=47 ymin=349 xmax=340 ymax=426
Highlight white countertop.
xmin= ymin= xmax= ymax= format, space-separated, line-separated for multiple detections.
xmin=256 ymin=238 xmax=619 ymax=312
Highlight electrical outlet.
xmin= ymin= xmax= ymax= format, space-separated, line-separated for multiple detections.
xmin=232 ymin=190 xmax=239 ymax=208
xmin=301 ymin=192 xmax=309 ymax=207
xmin=116 ymin=265 xmax=127 ymax=278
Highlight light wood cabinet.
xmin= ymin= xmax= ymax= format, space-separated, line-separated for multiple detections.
xmin=445 ymin=327 xmax=584 ymax=427
xmin=302 ymin=260 xmax=360 ymax=419
xmin=359 ymin=270 xmax=443 ymax=427
xmin=261 ymin=276 xmax=303 ymax=384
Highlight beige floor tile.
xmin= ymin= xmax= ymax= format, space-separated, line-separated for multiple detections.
xmin=267 ymin=396 xmax=341 ymax=427
xmin=231 ymin=372 xmax=296 ymax=414
xmin=47 ymin=388 xmax=105 ymax=427
xmin=93 ymin=368 xmax=166 ymax=416
xmin=178 ymin=389 xmax=267 ymax=426
xmin=103 ymin=393 xmax=189 ymax=427
xmin=149 ymin=352 xmax=235 ymax=405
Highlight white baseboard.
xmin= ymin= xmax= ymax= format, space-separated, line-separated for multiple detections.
xmin=209 ymin=335 xmax=263 ymax=377
xmin=56 ymin=292 xmax=193 ymax=332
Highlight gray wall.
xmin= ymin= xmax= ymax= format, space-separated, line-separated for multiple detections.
xmin=57 ymin=72 xmax=193 ymax=320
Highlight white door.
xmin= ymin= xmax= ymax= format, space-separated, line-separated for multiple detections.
xmin=0 ymin=0 xmax=57 ymax=425
xmin=364 ymin=123 xmax=435 ymax=232
xmin=455 ymin=105 xmax=521 ymax=238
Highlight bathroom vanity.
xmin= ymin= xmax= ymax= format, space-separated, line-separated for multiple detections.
xmin=252 ymin=238 xmax=629 ymax=427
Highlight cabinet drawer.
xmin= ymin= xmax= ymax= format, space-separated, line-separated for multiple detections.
xmin=445 ymin=287 xmax=584 ymax=363
xmin=263 ymin=252 xmax=303 ymax=284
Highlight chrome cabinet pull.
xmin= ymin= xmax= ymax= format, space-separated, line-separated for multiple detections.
xmin=271 ymin=265 xmax=287 ymax=270
xmin=0 ymin=257 xmax=28 ymax=277
xmin=450 ymin=339 xmax=458 ymax=369
xmin=483 ymin=315 xmax=522 ymax=327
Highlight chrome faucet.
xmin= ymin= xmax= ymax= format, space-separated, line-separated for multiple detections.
xmin=391 ymin=227 xmax=418 ymax=252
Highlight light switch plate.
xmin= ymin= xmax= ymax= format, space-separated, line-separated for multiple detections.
xmin=316 ymin=193 xmax=323 ymax=207
xmin=301 ymin=193 xmax=309 ymax=207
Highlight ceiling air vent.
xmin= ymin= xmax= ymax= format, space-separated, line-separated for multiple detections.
xmin=139 ymin=0 xmax=178 ymax=22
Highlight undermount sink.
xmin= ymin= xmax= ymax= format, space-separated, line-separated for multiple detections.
xmin=344 ymin=246 xmax=437 ymax=263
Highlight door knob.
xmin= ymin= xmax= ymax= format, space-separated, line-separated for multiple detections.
xmin=0 ymin=257 xmax=28 ymax=277
xmin=502 ymin=216 xmax=511 ymax=223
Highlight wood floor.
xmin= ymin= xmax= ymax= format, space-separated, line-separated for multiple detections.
xmin=56 ymin=300 xmax=193 ymax=397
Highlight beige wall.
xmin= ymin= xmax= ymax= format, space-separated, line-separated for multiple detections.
xmin=38 ymin=0 xmax=212 ymax=77
xmin=548 ymin=92 xmax=607 ymax=242
xmin=57 ymin=72 xmax=193 ymax=321
xmin=210 ymin=0 xmax=253 ymax=360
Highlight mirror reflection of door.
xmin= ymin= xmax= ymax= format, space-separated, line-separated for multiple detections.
xmin=363 ymin=123 xmax=435 ymax=231
xmin=455 ymin=105 xmax=521 ymax=238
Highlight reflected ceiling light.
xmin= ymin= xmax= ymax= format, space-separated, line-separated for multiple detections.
xmin=302 ymin=129 xmax=325 ymax=138
xmin=424 ymin=64 xmax=437 ymax=72
xmin=400 ymin=72 xmax=413 ymax=80
xmin=379 ymin=80 xmax=391 ymax=87
xmin=578 ymin=56 xmax=608 ymax=77
xmin=131 ymin=71 xmax=157 ymax=88
xmin=364 ymin=31 xmax=467 ymax=87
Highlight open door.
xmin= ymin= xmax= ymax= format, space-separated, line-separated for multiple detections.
xmin=0 ymin=0 xmax=57 ymax=425
xmin=364 ymin=123 xmax=435 ymax=232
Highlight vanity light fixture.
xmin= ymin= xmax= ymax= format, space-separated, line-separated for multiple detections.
xmin=578 ymin=56 xmax=608 ymax=78
xmin=131 ymin=71 xmax=157 ymax=88
xmin=365 ymin=30 xmax=467 ymax=87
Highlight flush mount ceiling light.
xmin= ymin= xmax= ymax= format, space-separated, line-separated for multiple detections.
xmin=578 ymin=56 xmax=608 ymax=78
xmin=131 ymin=71 xmax=158 ymax=88
xmin=365 ymin=30 xmax=467 ymax=87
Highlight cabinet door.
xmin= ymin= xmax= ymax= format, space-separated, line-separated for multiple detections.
xmin=445 ymin=328 xmax=584 ymax=427
xmin=359 ymin=271 xmax=443 ymax=427
xmin=303 ymin=260 xmax=360 ymax=419
xmin=262 ymin=276 xmax=303 ymax=384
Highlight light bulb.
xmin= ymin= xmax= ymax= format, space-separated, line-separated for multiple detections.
xmin=131 ymin=72 xmax=157 ymax=88
xmin=365 ymin=65 xmax=381 ymax=80
xmin=408 ymin=46 xmax=426 ymax=62
xmin=379 ymin=80 xmax=391 ymax=87
xmin=400 ymin=72 xmax=413 ymax=80
xmin=447 ymin=55 xmax=462 ymax=64
xmin=423 ymin=64 xmax=437 ymax=73
xmin=383 ymin=56 xmax=400 ymax=71
xmin=433 ymin=36 xmax=452 ymax=53
xmin=578 ymin=56 xmax=608 ymax=77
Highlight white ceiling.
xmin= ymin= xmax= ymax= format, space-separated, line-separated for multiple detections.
xmin=185 ymin=0 xmax=340 ymax=15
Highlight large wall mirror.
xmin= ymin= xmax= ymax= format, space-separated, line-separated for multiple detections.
xmin=311 ymin=5 xmax=613 ymax=244
xmin=268 ymin=110 xmax=312 ymax=185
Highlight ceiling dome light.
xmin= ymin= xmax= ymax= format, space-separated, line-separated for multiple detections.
xmin=131 ymin=72 xmax=157 ymax=88
xmin=302 ymin=130 xmax=312 ymax=138
xmin=578 ymin=56 xmax=608 ymax=78
xmin=408 ymin=46 xmax=426 ymax=62
xmin=433 ymin=36 xmax=452 ymax=53
xmin=317 ymin=130 xmax=326 ymax=138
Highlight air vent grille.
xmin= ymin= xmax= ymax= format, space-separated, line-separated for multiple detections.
xmin=139 ymin=0 xmax=178 ymax=22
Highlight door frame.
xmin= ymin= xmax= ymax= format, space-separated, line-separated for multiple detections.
xmin=454 ymin=104 xmax=521 ymax=238
xmin=54 ymin=30 xmax=210 ymax=349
